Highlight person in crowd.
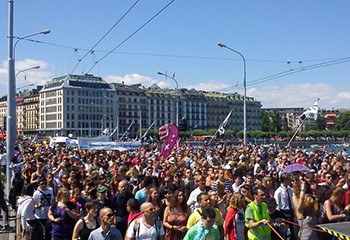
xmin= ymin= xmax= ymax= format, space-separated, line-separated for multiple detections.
xmin=245 ymin=186 xmax=271 ymax=240
xmin=224 ymin=192 xmax=246 ymax=240
xmin=110 ymin=179 xmax=134 ymax=237
xmin=71 ymin=187 xmax=86 ymax=217
xmin=163 ymin=189 xmax=190 ymax=240
xmin=232 ymin=175 xmax=243 ymax=193
xmin=187 ymin=192 xmax=224 ymax=240
xmin=33 ymin=178 xmax=54 ymax=240
xmin=46 ymin=171 xmax=61 ymax=196
xmin=95 ymin=185 xmax=112 ymax=212
xmin=274 ymin=173 xmax=297 ymax=240
xmin=0 ymin=176 xmax=10 ymax=232
xmin=147 ymin=187 xmax=162 ymax=211
xmin=183 ymin=168 xmax=195 ymax=196
xmin=135 ymin=176 xmax=154 ymax=205
xmin=187 ymin=175 xmax=207 ymax=212
xmin=9 ymin=171 xmax=25 ymax=211
xmin=72 ymin=200 xmax=99 ymax=240
xmin=126 ymin=198 xmax=143 ymax=225
xmin=183 ymin=206 xmax=220 ymax=240
xmin=125 ymin=202 xmax=165 ymax=240
xmin=295 ymin=180 xmax=318 ymax=240
xmin=47 ymin=187 xmax=79 ymax=240
xmin=262 ymin=176 xmax=275 ymax=199
xmin=323 ymin=187 xmax=347 ymax=223
xmin=240 ymin=184 xmax=253 ymax=203
xmin=266 ymin=197 xmax=287 ymax=240
xmin=270 ymin=170 xmax=280 ymax=190
xmin=88 ymin=207 xmax=123 ymax=240
xmin=30 ymin=161 xmax=46 ymax=190
xmin=158 ymin=175 xmax=178 ymax=200
xmin=17 ymin=184 xmax=36 ymax=238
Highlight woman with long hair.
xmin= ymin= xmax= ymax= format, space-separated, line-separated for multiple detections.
xmin=295 ymin=181 xmax=318 ymax=240
xmin=147 ymin=187 xmax=162 ymax=210
xmin=163 ymin=189 xmax=190 ymax=240
xmin=71 ymin=200 xmax=99 ymax=240
xmin=47 ymin=188 xmax=79 ymax=240
xmin=224 ymin=193 xmax=246 ymax=240
xmin=322 ymin=187 xmax=348 ymax=240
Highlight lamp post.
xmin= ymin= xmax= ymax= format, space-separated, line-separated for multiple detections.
xmin=15 ymin=66 xmax=40 ymax=79
xmin=157 ymin=71 xmax=179 ymax=126
xmin=7 ymin=0 xmax=50 ymax=198
xmin=218 ymin=42 xmax=247 ymax=146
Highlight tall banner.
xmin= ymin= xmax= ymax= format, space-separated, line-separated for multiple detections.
xmin=159 ymin=123 xmax=179 ymax=159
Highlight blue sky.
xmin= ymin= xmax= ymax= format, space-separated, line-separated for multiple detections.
xmin=1 ymin=0 xmax=349 ymax=109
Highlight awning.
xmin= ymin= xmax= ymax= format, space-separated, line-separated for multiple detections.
xmin=317 ymin=222 xmax=350 ymax=240
xmin=325 ymin=113 xmax=336 ymax=118
xmin=327 ymin=121 xmax=335 ymax=125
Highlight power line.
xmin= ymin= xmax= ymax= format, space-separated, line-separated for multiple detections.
xmin=217 ymin=57 xmax=350 ymax=93
xmin=86 ymin=0 xmax=177 ymax=73
xmin=70 ymin=0 xmax=141 ymax=74
xmin=17 ymin=37 xmax=346 ymax=66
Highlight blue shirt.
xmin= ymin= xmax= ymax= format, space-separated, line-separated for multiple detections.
xmin=88 ymin=226 xmax=123 ymax=240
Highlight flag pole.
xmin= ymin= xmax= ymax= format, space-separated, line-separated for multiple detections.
xmin=208 ymin=108 xmax=233 ymax=145
xmin=141 ymin=120 xmax=156 ymax=140
xmin=286 ymin=118 xmax=306 ymax=147
xmin=287 ymin=98 xmax=320 ymax=147
xmin=119 ymin=121 xmax=134 ymax=141
xmin=208 ymin=129 xmax=219 ymax=146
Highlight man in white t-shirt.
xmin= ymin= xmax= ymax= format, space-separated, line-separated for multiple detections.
xmin=32 ymin=178 xmax=54 ymax=240
xmin=125 ymin=202 xmax=165 ymax=240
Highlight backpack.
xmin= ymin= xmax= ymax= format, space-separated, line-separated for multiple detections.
xmin=133 ymin=218 xmax=161 ymax=240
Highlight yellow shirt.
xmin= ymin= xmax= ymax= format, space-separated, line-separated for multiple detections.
xmin=186 ymin=208 xmax=224 ymax=229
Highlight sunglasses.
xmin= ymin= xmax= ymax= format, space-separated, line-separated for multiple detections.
xmin=144 ymin=207 xmax=156 ymax=213
xmin=106 ymin=213 xmax=114 ymax=218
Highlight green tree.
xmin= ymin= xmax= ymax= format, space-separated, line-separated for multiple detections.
xmin=335 ymin=112 xmax=350 ymax=131
xmin=281 ymin=116 xmax=290 ymax=131
xmin=314 ymin=115 xmax=327 ymax=130
xmin=225 ymin=129 xmax=235 ymax=138
xmin=270 ymin=110 xmax=282 ymax=133
xmin=207 ymin=129 xmax=217 ymax=136
xmin=249 ymin=130 xmax=267 ymax=138
xmin=261 ymin=110 xmax=270 ymax=132
xmin=191 ymin=129 xmax=208 ymax=136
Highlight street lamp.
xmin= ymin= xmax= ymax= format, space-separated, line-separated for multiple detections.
xmin=157 ymin=71 xmax=179 ymax=126
xmin=218 ymin=42 xmax=247 ymax=146
xmin=15 ymin=65 xmax=40 ymax=79
xmin=13 ymin=29 xmax=50 ymax=57
xmin=7 ymin=0 xmax=50 ymax=198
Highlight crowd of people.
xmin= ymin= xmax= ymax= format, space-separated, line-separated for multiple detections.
xmin=0 ymin=140 xmax=350 ymax=240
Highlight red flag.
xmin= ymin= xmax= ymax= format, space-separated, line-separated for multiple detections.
xmin=158 ymin=123 xmax=179 ymax=159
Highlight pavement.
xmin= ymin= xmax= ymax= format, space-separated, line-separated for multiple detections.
xmin=0 ymin=208 xmax=17 ymax=240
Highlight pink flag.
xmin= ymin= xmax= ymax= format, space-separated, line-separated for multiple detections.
xmin=158 ymin=123 xmax=179 ymax=159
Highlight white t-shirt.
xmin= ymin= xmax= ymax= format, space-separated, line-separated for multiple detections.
xmin=0 ymin=153 xmax=6 ymax=166
xmin=126 ymin=218 xmax=165 ymax=240
xmin=33 ymin=187 xmax=54 ymax=219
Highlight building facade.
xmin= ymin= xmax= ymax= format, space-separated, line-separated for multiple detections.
xmin=0 ymin=74 xmax=262 ymax=138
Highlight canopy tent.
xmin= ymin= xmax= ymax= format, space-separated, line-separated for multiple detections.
xmin=317 ymin=222 xmax=350 ymax=240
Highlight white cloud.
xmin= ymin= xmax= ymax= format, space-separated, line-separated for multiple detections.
xmin=247 ymin=83 xmax=350 ymax=109
xmin=182 ymin=81 xmax=350 ymax=110
xmin=0 ymin=59 xmax=53 ymax=94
